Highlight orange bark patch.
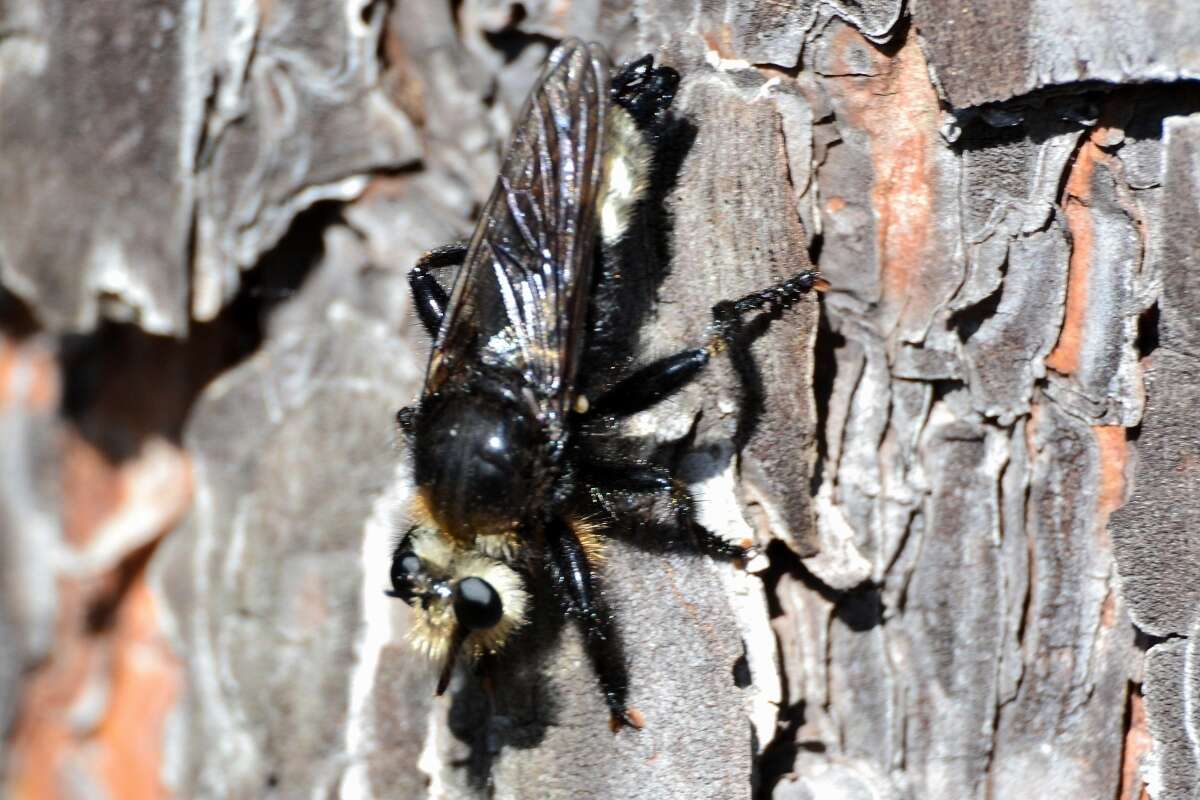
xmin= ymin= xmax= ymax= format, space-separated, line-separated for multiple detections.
xmin=7 ymin=434 xmax=190 ymax=799
xmin=62 ymin=432 xmax=124 ymax=548
xmin=824 ymin=23 xmax=939 ymax=331
xmin=6 ymin=604 xmax=103 ymax=800
xmin=380 ymin=16 xmax=426 ymax=130
xmin=61 ymin=435 xmax=193 ymax=553
xmin=7 ymin=565 xmax=181 ymax=800
xmin=0 ymin=340 xmax=13 ymax=405
xmin=1045 ymin=138 xmax=1102 ymax=375
xmin=89 ymin=579 xmax=181 ymax=800
xmin=1120 ymin=688 xmax=1153 ymax=800
xmin=700 ymin=26 xmax=737 ymax=60
xmin=0 ymin=337 xmax=58 ymax=412
xmin=1092 ymin=425 xmax=1128 ymax=520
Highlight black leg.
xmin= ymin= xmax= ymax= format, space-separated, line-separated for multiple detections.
xmin=611 ymin=55 xmax=679 ymax=132
xmin=711 ymin=270 xmax=825 ymax=450
xmin=580 ymin=461 xmax=753 ymax=560
xmin=543 ymin=517 xmax=643 ymax=731
xmin=409 ymin=242 xmax=468 ymax=337
xmin=587 ymin=269 xmax=825 ymax=419
xmin=395 ymin=405 xmax=417 ymax=436
xmin=587 ymin=348 xmax=710 ymax=417
xmin=710 ymin=270 xmax=826 ymax=341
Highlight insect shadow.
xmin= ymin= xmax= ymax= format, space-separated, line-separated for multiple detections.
xmin=446 ymin=577 xmax=567 ymax=787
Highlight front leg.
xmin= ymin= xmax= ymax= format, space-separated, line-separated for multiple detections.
xmin=586 ymin=348 xmax=710 ymax=418
xmin=544 ymin=516 xmax=644 ymax=731
xmin=409 ymin=242 xmax=468 ymax=337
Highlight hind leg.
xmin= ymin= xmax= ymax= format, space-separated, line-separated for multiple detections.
xmin=579 ymin=460 xmax=753 ymax=560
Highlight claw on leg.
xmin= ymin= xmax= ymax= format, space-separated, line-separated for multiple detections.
xmin=609 ymin=706 xmax=646 ymax=732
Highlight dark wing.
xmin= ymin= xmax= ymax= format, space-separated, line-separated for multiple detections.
xmin=425 ymin=40 xmax=610 ymax=429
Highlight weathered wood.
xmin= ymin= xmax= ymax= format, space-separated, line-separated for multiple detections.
xmin=0 ymin=0 xmax=420 ymax=334
xmin=153 ymin=308 xmax=425 ymax=796
xmin=2 ymin=1 xmax=1199 ymax=798
xmin=910 ymin=0 xmax=1200 ymax=108
xmin=0 ymin=1 xmax=194 ymax=334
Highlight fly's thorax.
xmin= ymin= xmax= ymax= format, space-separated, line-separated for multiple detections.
xmin=390 ymin=526 xmax=530 ymax=661
xmin=412 ymin=391 xmax=544 ymax=543
xmin=599 ymin=105 xmax=652 ymax=245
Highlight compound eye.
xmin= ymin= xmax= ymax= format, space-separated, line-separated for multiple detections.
xmin=388 ymin=551 xmax=423 ymax=601
xmin=453 ymin=577 xmax=503 ymax=630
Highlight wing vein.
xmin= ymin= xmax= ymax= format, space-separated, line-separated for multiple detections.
xmin=424 ymin=40 xmax=610 ymax=425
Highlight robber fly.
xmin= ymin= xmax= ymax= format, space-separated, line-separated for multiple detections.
xmin=389 ymin=39 xmax=823 ymax=730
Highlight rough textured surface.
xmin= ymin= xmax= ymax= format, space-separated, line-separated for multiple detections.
xmin=1156 ymin=114 xmax=1200 ymax=358
xmin=151 ymin=309 xmax=422 ymax=796
xmin=458 ymin=545 xmax=757 ymax=800
xmin=1106 ymin=114 xmax=1200 ymax=799
xmin=724 ymin=0 xmax=903 ymax=66
xmin=2 ymin=1 xmax=1199 ymax=799
xmin=1142 ymin=635 xmax=1200 ymax=798
xmin=0 ymin=1 xmax=194 ymax=334
xmin=658 ymin=67 xmax=821 ymax=556
xmin=189 ymin=0 xmax=422 ymax=320
xmin=910 ymin=0 xmax=1200 ymax=109
xmin=0 ymin=0 xmax=420 ymax=334
xmin=1109 ymin=350 xmax=1200 ymax=638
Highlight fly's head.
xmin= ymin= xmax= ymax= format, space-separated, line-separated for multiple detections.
xmin=394 ymin=391 xmax=539 ymax=689
xmin=388 ymin=526 xmax=529 ymax=672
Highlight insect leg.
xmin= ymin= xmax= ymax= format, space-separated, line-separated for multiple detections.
xmin=611 ymin=55 xmax=679 ymax=131
xmin=544 ymin=516 xmax=644 ymax=731
xmin=710 ymin=269 xmax=827 ymax=343
xmin=408 ymin=242 xmax=468 ymax=336
xmin=587 ymin=348 xmax=710 ymax=417
xmin=580 ymin=460 xmax=753 ymax=560
xmin=395 ymin=405 xmax=417 ymax=435
xmin=585 ymin=271 xmax=825 ymax=418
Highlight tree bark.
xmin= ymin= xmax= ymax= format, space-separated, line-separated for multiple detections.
xmin=1 ymin=1 xmax=1197 ymax=798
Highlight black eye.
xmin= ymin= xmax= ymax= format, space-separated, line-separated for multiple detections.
xmin=453 ymin=577 xmax=503 ymax=630
xmin=388 ymin=551 xmax=422 ymax=601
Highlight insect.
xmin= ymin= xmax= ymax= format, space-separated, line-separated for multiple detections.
xmin=388 ymin=39 xmax=823 ymax=730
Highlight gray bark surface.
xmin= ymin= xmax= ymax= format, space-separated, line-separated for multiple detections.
xmin=1 ymin=1 xmax=1197 ymax=798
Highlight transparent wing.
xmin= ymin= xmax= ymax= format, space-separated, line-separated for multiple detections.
xmin=426 ymin=40 xmax=610 ymax=428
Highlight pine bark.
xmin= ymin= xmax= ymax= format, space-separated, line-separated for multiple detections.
xmin=1 ymin=1 xmax=1197 ymax=798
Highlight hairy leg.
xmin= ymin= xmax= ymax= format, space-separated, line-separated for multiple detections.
xmin=585 ymin=270 xmax=825 ymax=419
xmin=544 ymin=516 xmax=644 ymax=731
xmin=579 ymin=459 xmax=752 ymax=560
